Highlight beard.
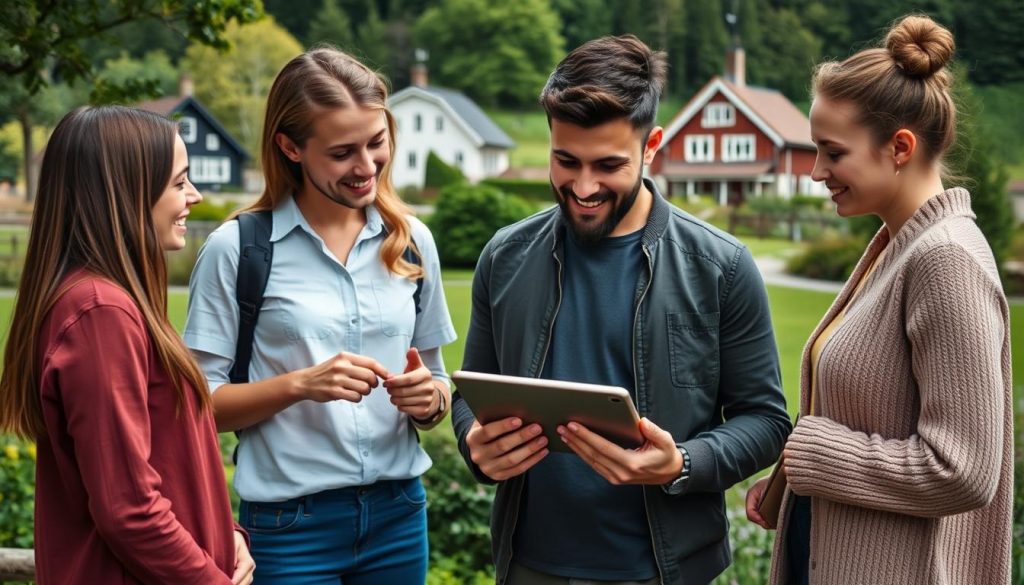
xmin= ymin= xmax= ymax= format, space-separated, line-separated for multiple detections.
xmin=554 ymin=171 xmax=644 ymax=247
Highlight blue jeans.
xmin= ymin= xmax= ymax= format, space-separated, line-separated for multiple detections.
xmin=240 ymin=478 xmax=429 ymax=585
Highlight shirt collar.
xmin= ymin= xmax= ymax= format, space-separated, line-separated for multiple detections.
xmin=270 ymin=194 xmax=387 ymax=243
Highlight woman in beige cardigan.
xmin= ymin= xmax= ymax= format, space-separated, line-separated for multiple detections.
xmin=744 ymin=14 xmax=1013 ymax=585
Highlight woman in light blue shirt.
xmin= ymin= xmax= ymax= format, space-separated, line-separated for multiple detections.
xmin=184 ymin=48 xmax=456 ymax=584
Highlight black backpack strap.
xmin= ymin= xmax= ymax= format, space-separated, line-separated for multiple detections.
xmin=230 ymin=210 xmax=274 ymax=384
xmin=402 ymin=245 xmax=424 ymax=314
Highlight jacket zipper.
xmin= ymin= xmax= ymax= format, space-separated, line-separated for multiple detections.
xmin=634 ymin=244 xmax=664 ymax=583
xmin=500 ymin=247 xmax=565 ymax=583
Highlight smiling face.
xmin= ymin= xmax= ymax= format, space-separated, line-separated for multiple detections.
xmin=151 ymin=135 xmax=201 ymax=251
xmin=810 ymin=96 xmax=900 ymax=219
xmin=277 ymin=105 xmax=390 ymax=209
xmin=549 ymin=117 xmax=660 ymax=245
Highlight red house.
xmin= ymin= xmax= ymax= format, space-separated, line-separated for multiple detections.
xmin=651 ymin=47 xmax=826 ymax=205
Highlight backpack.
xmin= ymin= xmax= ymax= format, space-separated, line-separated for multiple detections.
xmin=230 ymin=210 xmax=424 ymax=385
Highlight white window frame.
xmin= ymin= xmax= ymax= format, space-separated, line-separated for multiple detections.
xmin=701 ymin=103 xmax=735 ymax=128
xmin=684 ymin=135 xmax=715 ymax=163
xmin=436 ymin=116 xmax=444 ymax=132
xmin=190 ymin=156 xmax=231 ymax=183
xmin=179 ymin=116 xmax=197 ymax=144
xmin=205 ymin=133 xmax=220 ymax=151
xmin=414 ymin=114 xmax=422 ymax=132
xmin=408 ymin=151 xmax=417 ymax=168
xmin=455 ymin=151 xmax=464 ymax=168
xmin=721 ymin=134 xmax=755 ymax=162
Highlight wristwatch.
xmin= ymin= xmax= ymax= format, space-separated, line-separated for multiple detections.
xmin=661 ymin=447 xmax=691 ymax=495
xmin=413 ymin=383 xmax=446 ymax=425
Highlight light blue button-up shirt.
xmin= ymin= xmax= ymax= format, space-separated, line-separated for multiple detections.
xmin=183 ymin=195 xmax=457 ymax=502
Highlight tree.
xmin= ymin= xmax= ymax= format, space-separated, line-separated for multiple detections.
xmin=428 ymin=183 xmax=533 ymax=267
xmin=0 ymin=0 xmax=262 ymax=201
xmin=308 ymin=0 xmax=355 ymax=49
xmin=413 ymin=0 xmax=564 ymax=107
xmin=552 ymin=0 xmax=613 ymax=52
xmin=0 ymin=1 xmax=262 ymax=96
xmin=954 ymin=0 xmax=1024 ymax=85
xmin=96 ymin=51 xmax=181 ymax=100
xmin=182 ymin=17 xmax=304 ymax=159
xmin=746 ymin=6 xmax=821 ymax=101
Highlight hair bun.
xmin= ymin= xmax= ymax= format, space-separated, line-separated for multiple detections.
xmin=885 ymin=15 xmax=954 ymax=78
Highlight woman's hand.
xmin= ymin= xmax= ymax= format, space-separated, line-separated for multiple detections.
xmin=230 ymin=531 xmax=254 ymax=585
xmin=745 ymin=476 xmax=774 ymax=529
xmin=382 ymin=348 xmax=444 ymax=421
xmin=294 ymin=352 xmax=390 ymax=403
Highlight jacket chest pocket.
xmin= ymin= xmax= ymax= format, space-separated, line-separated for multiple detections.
xmin=667 ymin=312 xmax=720 ymax=388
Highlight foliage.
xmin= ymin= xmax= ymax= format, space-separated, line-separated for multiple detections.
xmin=413 ymin=0 xmax=564 ymax=107
xmin=188 ymin=199 xmax=240 ymax=222
xmin=712 ymin=477 xmax=776 ymax=585
xmin=0 ymin=437 xmax=35 ymax=548
xmin=420 ymin=431 xmax=496 ymax=583
xmin=97 ymin=51 xmax=181 ymax=100
xmin=947 ymin=82 xmax=1013 ymax=275
xmin=954 ymin=0 xmax=1024 ymax=86
xmin=182 ymin=17 xmax=304 ymax=160
xmin=0 ymin=0 xmax=263 ymax=100
xmin=428 ymin=183 xmax=533 ymax=267
xmin=1013 ymin=400 xmax=1024 ymax=584
xmin=308 ymin=0 xmax=354 ymax=50
xmin=785 ymin=234 xmax=867 ymax=281
xmin=745 ymin=5 xmax=821 ymax=101
xmin=480 ymin=178 xmax=552 ymax=202
xmin=423 ymin=151 xmax=465 ymax=191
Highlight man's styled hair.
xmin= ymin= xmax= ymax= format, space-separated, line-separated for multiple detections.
xmin=540 ymin=35 xmax=667 ymax=131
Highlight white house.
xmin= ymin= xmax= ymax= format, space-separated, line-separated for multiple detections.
xmin=389 ymin=67 xmax=514 ymax=188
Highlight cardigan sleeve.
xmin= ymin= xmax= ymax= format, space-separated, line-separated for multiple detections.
xmin=50 ymin=303 xmax=233 ymax=583
xmin=785 ymin=243 xmax=1007 ymax=517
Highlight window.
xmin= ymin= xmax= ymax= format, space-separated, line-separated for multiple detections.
xmin=205 ymin=133 xmax=220 ymax=151
xmin=722 ymin=134 xmax=755 ymax=162
xmin=484 ymin=152 xmax=498 ymax=173
xmin=408 ymin=152 xmax=417 ymax=168
xmin=414 ymin=114 xmax=422 ymax=132
xmin=189 ymin=156 xmax=231 ymax=183
xmin=436 ymin=116 xmax=444 ymax=131
xmin=684 ymin=135 xmax=715 ymax=162
xmin=701 ymin=103 xmax=735 ymax=128
xmin=179 ymin=116 xmax=197 ymax=143
xmin=455 ymin=151 xmax=464 ymax=168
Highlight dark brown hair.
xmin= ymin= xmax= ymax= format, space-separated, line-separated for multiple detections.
xmin=0 ymin=105 xmax=211 ymax=439
xmin=812 ymin=14 xmax=957 ymax=162
xmin=540 ymin=35 xmax=667 ymax=131
xmin=247 ymin=47 xmax=421 ymax=279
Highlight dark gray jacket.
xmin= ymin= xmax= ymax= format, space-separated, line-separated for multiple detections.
xmin=452 ymin=181 xmax=791 ymax=584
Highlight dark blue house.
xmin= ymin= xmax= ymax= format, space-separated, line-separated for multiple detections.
xmin=137 ymin=82 xmax=249 ymax=192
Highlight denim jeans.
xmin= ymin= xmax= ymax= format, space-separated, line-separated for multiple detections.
xmin=240 ymin=478 xmax=428 ymax=585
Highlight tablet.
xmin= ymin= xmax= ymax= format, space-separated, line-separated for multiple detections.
xmin=452 ymin=370 xmax=643 ymax=453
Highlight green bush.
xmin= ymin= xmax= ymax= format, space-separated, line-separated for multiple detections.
xmin=421 ymin=431 xmax=496 ymax=582
xmin=0 ymin=437 xmax=35 ymax=549
xmin=428 ymin=183 xmax=533 ymax=268
xmin=189 ymin=199 xmax=239 ymax=223
xmin=480 ymin=178 xmax=552 ymax=202
xmin=424 ymin=151 xmax=466 ymax=191
xmin=785 ymin=235 xmax=867 ymax=281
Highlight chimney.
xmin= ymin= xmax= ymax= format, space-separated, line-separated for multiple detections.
xmin=178 ymin=74 xmax=194 ymax=98
xmin=725 ymin=46 xmax=745 ymax=87
xmin=410 ymin=63 xmax=428 ymax=88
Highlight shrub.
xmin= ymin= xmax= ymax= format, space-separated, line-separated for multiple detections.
xmin=479 ymin=178 xmax=552 ymax=202
xmin=188 ymin=199 xmax=239 ymax=223
xmin=424 ymin=151 xmax=466 ymax=191
xmin=785 ymin=235 xmax=867 ymax=281
xmin=428 ymin=183 xmax=533 ymax=268
xmin=0 ymin=438 xmax=35 ymax=549
xmin=421 ymin=430 xmax=496 ymax=582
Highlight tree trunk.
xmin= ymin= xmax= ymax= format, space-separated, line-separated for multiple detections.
xmin=19 ymin=109 xmax=34 ymax=203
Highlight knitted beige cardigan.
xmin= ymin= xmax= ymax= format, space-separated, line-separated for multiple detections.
xmin=769 ymin=188 xmax=1013 ymax=585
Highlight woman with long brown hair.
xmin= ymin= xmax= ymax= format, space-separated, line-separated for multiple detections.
xmin=745 ymin=14 xmax=1012 ymax=584
xmin=183 ymin=48 xmax=456 ymax=583
xmin=0 ymin=105 xmax=254 ymax=584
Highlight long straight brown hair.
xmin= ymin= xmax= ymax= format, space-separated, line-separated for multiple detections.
xmin=0 ymin=106 xmax=211 ymax=440
xmin=244 ymin=47 xmax=422 ymax=278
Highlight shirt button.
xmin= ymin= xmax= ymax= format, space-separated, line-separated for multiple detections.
xmin=362 ymin=451 xmax=369 ymax=457
xmin=350 ymin=318 xmax=357 ymax=325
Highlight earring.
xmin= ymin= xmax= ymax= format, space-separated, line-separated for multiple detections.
xmin=895 ymin=159 xmax=902 ymax=176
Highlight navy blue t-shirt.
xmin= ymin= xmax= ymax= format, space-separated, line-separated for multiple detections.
xmin=513 ymin=229 xmax=659 ymax=580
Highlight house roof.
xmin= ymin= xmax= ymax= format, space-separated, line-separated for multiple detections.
xmin=135 ymin=95 xmax=250 ymax=161
xmin=389 ymin=85 xmax=515 ymax=149
xmin=661 ymin=77 xmax=814 ymax=151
